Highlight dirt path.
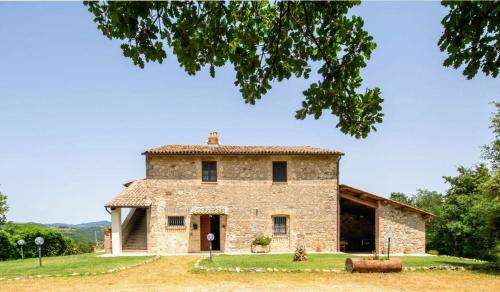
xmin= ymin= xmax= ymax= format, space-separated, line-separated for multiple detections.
xmin=2 ymin=256 xmax=499 ymax=291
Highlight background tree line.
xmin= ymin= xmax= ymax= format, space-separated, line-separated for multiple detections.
xmin=0 ymin=193 xmax=96 ymax=261
xmin=391 ymin=103 xmax=500 ymax=261
xmin=0 ymin=223 xmax=79 ymax=261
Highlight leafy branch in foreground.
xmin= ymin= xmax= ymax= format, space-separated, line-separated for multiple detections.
xmin=439 ymin=1 xmax=500 ymax=79
xmin=85 ymin=1 xmax=383 ymax=138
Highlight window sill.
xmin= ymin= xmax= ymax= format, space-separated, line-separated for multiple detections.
xmin=201 ymin=181 xmax=218 ymax=185
xmin=272 ymin=182 xmax=288 ymax=185
xmin=166 ymin=226 xmax=187 ymax=231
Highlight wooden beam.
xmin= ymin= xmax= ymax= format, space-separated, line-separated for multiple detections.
xmin=340 ymin=193 xmax=378 ymax=209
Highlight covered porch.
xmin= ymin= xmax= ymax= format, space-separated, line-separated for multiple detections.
xmin=105 ymin=180 xmax=152 ymax=255
xmin=339 ymin=185 xmax=432 ymax=254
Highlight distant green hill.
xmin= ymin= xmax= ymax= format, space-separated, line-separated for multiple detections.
xmin=12 ymin=221 xmax=111 ymax=249
xmin=44 ymin=221 xmax=111 ymax=243
xmin=44 ymin=220 xmax=111 ymax=229
xmin=9 ymin=221 xmax=111 ymax=253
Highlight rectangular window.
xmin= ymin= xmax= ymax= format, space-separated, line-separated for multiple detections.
xmin=273 ymin=216 xmax=287 ymax=235
xmin=272 ymin=161 xmax=287 ymax=182
xmin=167 ymin=216 xmax=185 ymax=226
xmin=202 ymin=161 xmax=217 ymax=182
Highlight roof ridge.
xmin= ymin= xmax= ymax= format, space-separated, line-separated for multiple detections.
xmin=142 ymin=144 xmax=343 ymax=155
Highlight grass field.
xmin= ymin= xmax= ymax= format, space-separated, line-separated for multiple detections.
xmin=0 ymin=253 xmax=152 ymax=278
xmin=2 ymin=256 xmax=499 ymax=291
xmin=200 ymin=253 xmax=489 ymax=270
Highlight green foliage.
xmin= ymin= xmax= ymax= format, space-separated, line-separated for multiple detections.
xmin=84 ymin=1 xmax=383 ymax=138
xmin=73 ymin=240 xmax=95 ymax=254
xmin=439 ymin=1 xmax=500 ymax=79
xmin=399 ymin=165 xmax=499 ymax=261
xmin=0 ymin=230 xmax=15 ymax=261
xmin=428 ymin=249 xmax=439 ymax=256
xmin=1 ymin=224 xmax=79 ymax=260
xmin=252 ymin=236 xmax=272 ymax=246
xmin=56 ymin=226 xmax=104 ymax=253
xmin=390 ymin=189 xmax=444 ymax=214
xmin=0 ymin=191 xmax=8 ymax=226
xmin=482 ymin=102 xmax=500 ymax=170
xmin=436 ymin=165 xmax=498 ymax=260
xmin=390 ymin=192 xmax=412 ymax=205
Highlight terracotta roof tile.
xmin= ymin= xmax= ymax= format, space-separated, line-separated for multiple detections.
xmin=105 ymin=180 xmax=152 ymax=208
xmin=143 ymin=144 xmax=343 ymax=156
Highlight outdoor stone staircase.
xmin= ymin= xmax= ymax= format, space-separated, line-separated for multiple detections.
xmin=123 ymin=208 xmax=147 ymax=251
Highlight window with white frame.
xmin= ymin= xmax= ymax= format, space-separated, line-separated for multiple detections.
xmin=167 ymin=216 xmax=185 ymax=226
xmin=273 ymin=216 xmax=287 ymax=235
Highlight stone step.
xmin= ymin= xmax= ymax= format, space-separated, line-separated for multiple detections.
xmin=122 ymin=208 xmax=147 ymax=250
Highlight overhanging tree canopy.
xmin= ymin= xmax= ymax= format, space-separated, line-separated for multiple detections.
xmin=439 ymin=1 xmax=500 ymax=79
xmin=85 ymin=1 xmax=383 ymax=138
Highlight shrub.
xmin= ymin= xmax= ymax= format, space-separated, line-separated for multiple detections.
xmin=0 ymin=230 xmax=15 ymax=261
xmin=75 ymin=240 xmax=96 ymax=254
xmin=428 ymin=249 xmax=439 ymax=255
xmin=252 ymin=236 xmax=272 ymax=246
xmin=3 ymin=224 xmax=79 ymax=259
xmin=293 ymin=245 xmax=307 ymax=262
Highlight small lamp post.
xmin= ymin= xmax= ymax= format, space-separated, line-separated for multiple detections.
xmin=17 ymin=239 xmax=25 ymax=259
xmin=207 ymin=233 xmax=215 ymax=262
xmin=35 ymin=237 xmax=44 ymax=267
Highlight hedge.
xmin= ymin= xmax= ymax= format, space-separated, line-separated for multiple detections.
xmin=0 ymin=224 xmax=78 ymax=261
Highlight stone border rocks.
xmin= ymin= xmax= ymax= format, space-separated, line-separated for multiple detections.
xmin=194 ymin=257 xmax=499 ymax=273
xmin=0 ymin=256 xmax=160 ymax=281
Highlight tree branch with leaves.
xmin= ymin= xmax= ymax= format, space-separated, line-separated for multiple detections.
xmin=439 ymin=1 xmax=500 ymax=79
xmin=85 ymin=1 xmax=383 ymax=138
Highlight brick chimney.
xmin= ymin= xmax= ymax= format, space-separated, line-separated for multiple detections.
xmin=207 ymin=132 xmax=220 ymax=145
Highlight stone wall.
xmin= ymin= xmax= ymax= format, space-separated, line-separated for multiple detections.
xmin=377 ymin=204 xmax=426 ymax=254
xmin=146 ymin=155 xmax=338 ymax=183
xmin=144 ymin=154 xmax=340 ymax=253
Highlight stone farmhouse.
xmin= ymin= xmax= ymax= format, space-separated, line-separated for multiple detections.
xmin=105 ymin=132 xmax=431 ymax=255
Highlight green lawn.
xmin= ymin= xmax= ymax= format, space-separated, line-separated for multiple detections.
xmin=200 ymin=253 xmax=488 ymax=270
xmin=0 ymin=253 xmax=153 ymax=278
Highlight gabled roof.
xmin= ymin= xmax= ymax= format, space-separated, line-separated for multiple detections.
xmin=340 ymin=184 xmax=433 ymax=217
xmin=143 ymin=144 xmax=343 ymax=156
xmin=105 ymin=180 xmax=152 ymax=208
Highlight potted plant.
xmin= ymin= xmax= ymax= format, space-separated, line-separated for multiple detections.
xmin=251 ymin=236 xmax=272 ymax=253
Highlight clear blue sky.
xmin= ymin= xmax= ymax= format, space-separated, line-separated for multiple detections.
xmin=0 ymin=2 xmax=498 ymax=224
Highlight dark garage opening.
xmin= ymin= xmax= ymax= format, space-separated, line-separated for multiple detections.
xmin=340 ymin=199 xmax=375 ymax=252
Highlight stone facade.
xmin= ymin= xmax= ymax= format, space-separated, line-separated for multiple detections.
xmin=145 ymin=154 xmax=340 ymax=253
xmin=377 ymin=203 xmax=426 ymax=254
xmin=108 ymin=141 xmax=429 ymax=254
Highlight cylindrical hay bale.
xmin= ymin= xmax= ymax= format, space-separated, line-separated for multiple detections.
xmin=345 ymin=258 xmax=403 ymax=273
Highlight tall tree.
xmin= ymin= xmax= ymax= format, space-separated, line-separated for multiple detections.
xmin=85 ymin=1 xmax=383 ymax=138
xmin=437 ymin=165 xmax=497 ymax=260
xmin=0 ymin=192 xmax=8 ymax=226
xmin=439 ymin=1 xmax=500 ymax=79
xmin=412 ymin=189 xmax=444 ymax=252
xmin=482 ymin=102 xmax=500 ymax=170
xmin=389 ymin=192 xmax=412 ymax=205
